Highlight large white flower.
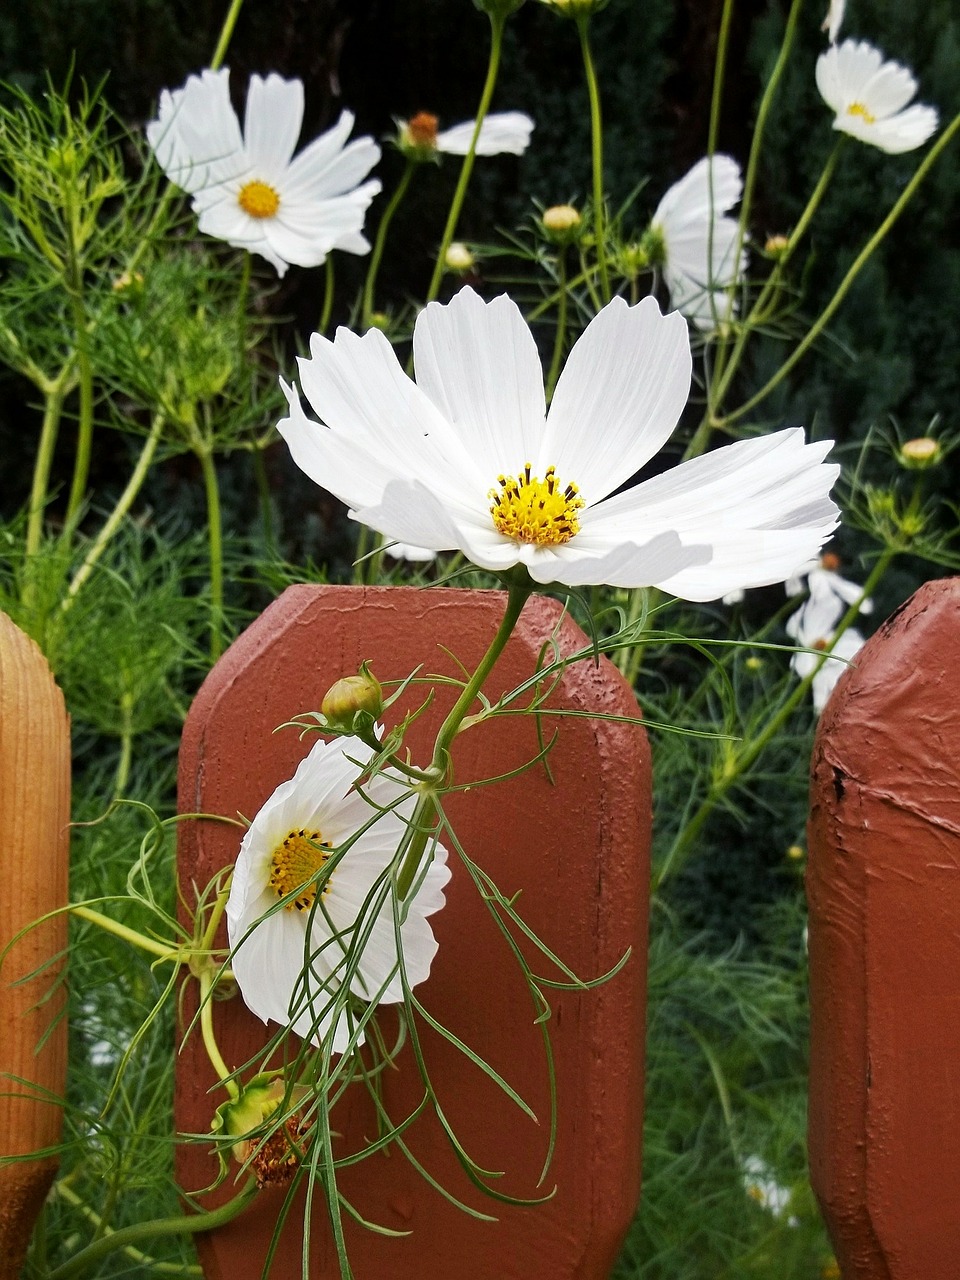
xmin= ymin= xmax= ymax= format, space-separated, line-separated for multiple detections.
xmin=226 ymin=735 xmax=450 ymax=1054
xmin=649 ymin=155 xmax=748 ymax=330
xmin=278 ymin=287 xmax=839 ymax=600
xmin=786 ymin=588 xmax=866 ymax=713
xmin=398 ymin=110 xmax=534 ymax=159
xmin=147 ymin=69 xmax=381 ymax=276
xmin=816 ymin=41 xmax=939 ymax=154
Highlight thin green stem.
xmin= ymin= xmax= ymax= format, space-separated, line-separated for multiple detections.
xmin=319 ymin=253 xmax=335 ymax=334
xmin=577 ymin=16 xmax=610 ymax=303
xmin=53 ymin=1183 xmax=204 ymax=1275
xmin=70 ymin=905 xmax=183 ymax=962
xmin=197 ymin=444 xmax=225 ymax=661
xmin=425 ymin=12 xmax=507 ymax=303
xmin=200 ymin=969 xmax=239 ymax=1097
xmin=24 ymin=373 xmax=70 ymax=561
xmin=544 ymin=250 xmax=569 ymax=400
xmin=396 ymin=573 xmax=532 ymax=899
xmin=361 ymin=159 xmax=415 ymax=326
xmin=654 ymin=548 xmax=896 ymax=890
xmin=47 ymin=1181 xmax=257 ymax=1280
xmin=707 ymin=0 xmax=735 ymax=158
xmin=717 ymin=109 xmax=960 ymax=429
xmin=62 ymin=411 xmax=166 ymax=609
xmin=209 ymin=0 xmax=247 ymax=71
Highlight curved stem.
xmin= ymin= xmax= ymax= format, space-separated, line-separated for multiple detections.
xmin=209 ymin=0 xmax=247 ymax=71
xmin=48 ymin=1181 xmax=257 ymax=1280
xmin=361 ymin=159 xmax=416 ymax=326
xmin=396 ymin=573 xmax=532 ymax=898
xmin=425 ymin=12 xmax=507 ymax=303
xmin=62 ymin=411 xmax=166 ymax=609
xmin=199 ymin=969 xmax=239 ymax=1097
xmin=70 ymin=905 xmax=183 ymax=962
xmin=197 ymin=444 xmax=225 ymax=661
xmin=577 ymin=16 xmax=610 ymax=304
xmin=544 ymin=250 xmax=569 ymax=400
xmin=24 ymin=374 xmax=69 ymax=562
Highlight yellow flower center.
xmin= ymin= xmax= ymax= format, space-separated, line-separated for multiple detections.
xmin=238 ymin=179 xmax=281 ymax=219
xmin=846 ymin=101 xmax=877 ymax=124
xmin=489 ymin=463 xmax=585 ymax=546
xmin=269 ymin=829 xmax=332 ymax=911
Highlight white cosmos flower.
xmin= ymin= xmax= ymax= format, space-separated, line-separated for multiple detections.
xmin=650 ymin=155 xmax=748 ymax=330
xmin=816 ymin=41 xmax=939 ymax=154
xmin=785 ymin=553 xmax=873 ymax=616
xmin=786 ymin=589 xmax=866 ymax=713
xmin=226 ymin=735 xmax=450 ymax=1054
xmin=147 ymin=68 xmax=381 ymax=277
xmin=278 ymin=287 xmax=839 ymax=600
xmin=398 ymin=110 xmax=534 ymax=159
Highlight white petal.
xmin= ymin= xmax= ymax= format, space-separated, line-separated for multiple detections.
xmin=544 ymin=296 xmax=691 ymax=502
xmin=147 ymin=68 xmax=245 ymax=195
xmin=413 ymin=288 xmax=546 ymax=477
xmin=284 ymin=128 xmax=382 ymax=201
xmin=436 ymin=112 xmax=534 ymax=156
xmin=243 ymin=73 xmax=304 ymax=180
xmin=520 ymin=530 xmax=711 ymax=589
xmin=653 ymin=155 xmax=743 ymax=227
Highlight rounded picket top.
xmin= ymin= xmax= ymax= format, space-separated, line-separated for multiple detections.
xmin=808 ymin=578 xmax=960 ymax=1278
xmin=176 ymin=584 xmax=650 ymax=1279
xmin=0 ymin=612 xmax=70 ymax=1279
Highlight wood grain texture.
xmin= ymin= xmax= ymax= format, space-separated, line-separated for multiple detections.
xmin=0 ymin=612 xmax=70 ymax=1280
xmin=176 ymin=585 xmax=650 ymax=1279
xmin=808 ymin=578 xmax=960 ymax=1279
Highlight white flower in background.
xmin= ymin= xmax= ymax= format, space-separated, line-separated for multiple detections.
xmin=785 ymin=552 xmax=873 ymax=618
xmin=398 ymin=110 xmax=534 ymax=159
xmin=278 ymin=288 xmax=839 ymax=599
xmin=741 ymin=1154 xmax=799 ymax=1225
xmin=226 ymin=735 xmax=450 ymax=1053
xmin=821 ymin=0 xmax=845 ymax=43
xmin=816 ymin=41 xmax=939 ymax=154
xmin=384 ymin=541 xmax=438 ymax=563
xmin=649 ymin=155 xmax=748 ymax=330
xmin=147 ymin=69 xmax=382 ymax=276
xmin=786 ymin=586 xmax=866 ymax=713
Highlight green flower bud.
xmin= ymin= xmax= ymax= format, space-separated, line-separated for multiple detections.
xmin=899 ymin=437 xmax=942 ymax=470
xmin=321 ymin=661 xmax=383 ymax=731
xmin=541 ymin=204 xmax=582 ymax=245
xmin=444 ymin=242 xmax=476 ymax=273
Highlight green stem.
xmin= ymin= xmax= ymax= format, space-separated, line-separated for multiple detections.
xmin=706 ymin=0 xmax=735 ymax=158
xmin=319 ymin=253 xmax=335 ymax=334
xmin=70 ymin=905 xmax=183 ymax=962
xmin=200 ymin=969 xmax=239 ymax=1097
xmin=544 ymin=250 xmax=569 ymax=400
xmin=250 ymin=440 xmax=276 ymax=554
xmin=396 ymin=573 xmax=532 ymax=899
xmin=654 ymin=549 xmax=895 ymax=890
xmin=47 ymin=1181 xmax=257 ymax=1280
xmin=361 ymin=159 xmax=415 ymax=326
xmin=425 ymin=11 xmax=507 ymax=304
xmin=209 ymin=0 xmax=247 ymax=71
xmin=577 ymin=16 xmax=610 ymax=304
xmin=197 ymin=444 xmax=225 ymax=661
xmin=53 ymin=1183 xmax=204 ymax=1275
xmin=63 ymin=303 xmax=94 ymax=535
xmin=62 ymin=411 xmax=166 ymax=609
xmin=718 ymin=109 xmax=960 ymax=429
xmin=24 ymin=373 xmax=70 ymax=562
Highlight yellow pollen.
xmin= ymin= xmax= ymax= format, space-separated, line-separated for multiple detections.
xmin=268 ymin=829 xmax=332 ymax=911
xmin=238 ymin=179 xmax=280 ymax=219
xmin=846 ymin=101 xmax=877 ymax=124
xmin=489 ymin=463 xmax=585 ymax=547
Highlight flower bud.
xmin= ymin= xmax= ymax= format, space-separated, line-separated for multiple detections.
xmin=899 ymin=436 xmax=942 ymax=469
xmin=397 ymin=112 xmax=440 ymax=162
xmin=444 ymin=242 xmax=476 ymax=273
xmin=541 ymin=204 xmax=582 ymax=244
xmin=538 ymin=0 xmax=610 ymax=16
xmin=473 ymin=0 xmax=526 ymax=16
xmin=321 ymin=661 xmax=383 ymax=731
xmin=764 ymin=233 xmax=789 ymax=256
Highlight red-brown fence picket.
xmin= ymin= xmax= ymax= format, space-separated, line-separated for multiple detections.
xmin=175 ymin=584 xmax=650 ymax=1279
xmin=0 ymin=613 xmax=70 ymax=1280
xmin=808 ymin=577 xmax=960 ymax=1278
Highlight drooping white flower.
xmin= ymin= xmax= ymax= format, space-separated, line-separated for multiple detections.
xmin=816 ymin=41 xmax=938 ymax=154
xmin=278 ymin=287 xmax=839 ymax=600
xmin=785 ymin=552 xmax=873 ymax=617
xmin=398 ymin=110 xmax=534 ymax=159
xmin=226 ymin=735 xmax=450 ymax=1054
xmin=786 ymin=587 xmax=866 ymax=713
xmin=821 ymin=0 xmax=845 ymax=43
xmin=147 ymin=69 xmax=382 ymax=277
xmin=649 ymin=155 xmax=748 ymax=330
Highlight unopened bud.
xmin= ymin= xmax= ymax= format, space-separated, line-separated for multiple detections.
xmin=820 ymin=552 xmax=841 ymax=572
xmin=541 ymin=204 xmax=582 ymax=244
xmin=786 ymin=844 xmax=805 ymax=861
xmin=538 ymin=0 xmax=610 ymax=15
xmin=398 ymin=112 xmax=439 ymax=160
xmin=444 ymin=242 xmax=476 ymax=273
xmin=899 ymin=436 xmax=942 ymax=470
xmin=321 ymin=661 xmax=383 ymax=731
xmin=764 ymin=234 xmax=789 ymax=256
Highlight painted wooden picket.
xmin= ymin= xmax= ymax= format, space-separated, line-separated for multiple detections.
xmin=175 ymin=584 xmax=649 ymax=1279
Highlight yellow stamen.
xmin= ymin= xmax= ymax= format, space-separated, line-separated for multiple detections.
xmin=846 ymin=101 xmax=877 ymax=124
xmin=238 ymin=179 xmax=281 ymax=219
xmin=269 ymin=829 xmax=332 ymax=911
xmin=489 ymin=463 xmax=585 ymax=546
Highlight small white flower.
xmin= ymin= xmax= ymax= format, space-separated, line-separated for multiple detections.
xmin=785 ymin=553 xmax=873 ymax=617
xmin=226 ymin=735 xmax=450 ymax=1054
xmin=816 ymin=41 xmax=938 ymax=154
xmin=147 ymin=69 xmax=382 ymax=276
xmin=786 ymin=587 xmax=866 ymax=713
xmin=741 ymin=1154 xmax=798 ymax=1224
xmin=278 ymin=288 xmax=839 ymax=600
xmin=650 ymin=155 xmax=748 ymax=330
xmin=398 ymin=110 xmax=534 ymax=159
xmin=821 ymin=0 xmax=845 ymax=43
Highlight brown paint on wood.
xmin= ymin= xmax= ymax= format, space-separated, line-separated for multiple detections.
xmin=0 ymin=613 xmax=70 ymax=1279
xmin=175 ymin=585 xmax=649 ymax=1279
xmin=808 ymin=578 xmax=960 ymax=1279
